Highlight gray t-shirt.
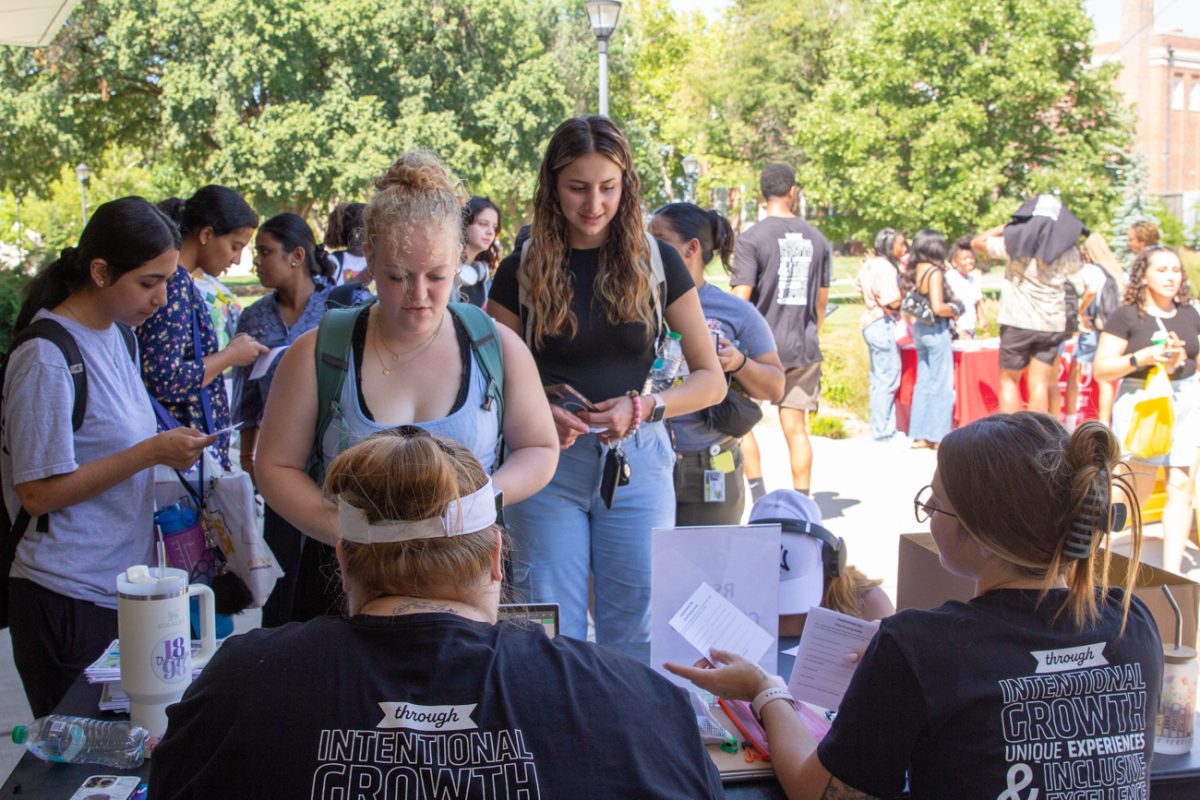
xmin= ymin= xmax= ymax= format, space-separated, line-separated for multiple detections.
xmin=2 ymin=310 xmax=157 ymax=608
xmin=670 ymin=283 xmax=776 ymax=452
xmin=730 ymin=216 xmax=832 ymax=368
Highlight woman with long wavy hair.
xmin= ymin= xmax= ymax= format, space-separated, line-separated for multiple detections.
xmin=487 ymin=116 xmax=724 ymax=644
xmin=1094 ymin=246 xmax=1200 ymax=574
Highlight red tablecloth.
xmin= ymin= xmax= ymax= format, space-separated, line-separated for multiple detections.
xmin=896 ymin=338 xmax=1103 ymax=433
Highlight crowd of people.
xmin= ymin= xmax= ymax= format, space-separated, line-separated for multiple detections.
xmin=857 ymin=206 xmax=1196 ymax=576
xmin=0 ymin=114 xmax=1171 ymax=799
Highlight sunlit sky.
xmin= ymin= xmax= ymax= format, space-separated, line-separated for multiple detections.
xmin=666 ymin=0 xmax=1199 ymax=40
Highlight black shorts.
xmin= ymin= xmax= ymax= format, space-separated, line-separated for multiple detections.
xmin=999 ymin=325 xmax=1066 ymax=371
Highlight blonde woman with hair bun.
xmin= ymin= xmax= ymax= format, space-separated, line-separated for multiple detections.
xmin=255 ymin=151 xmax=558 ymax=624
xmin=149 ymin=429 xmax=723 ymax=799
xmin=670 ymin=413 xmax=1161 ymax=800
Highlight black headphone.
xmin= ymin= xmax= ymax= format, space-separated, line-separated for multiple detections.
xmin=752 ymin=518 xmax=846 ymax=580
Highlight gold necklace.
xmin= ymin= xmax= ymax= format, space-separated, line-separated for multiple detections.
xmin=60 ymin=303 xmax=86 ymax=325
xmin=370 ymin=312 xmax=444 ymax=377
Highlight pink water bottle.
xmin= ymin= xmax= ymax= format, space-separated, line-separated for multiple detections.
xmin=153 ymin=504 xmax=207 ymax=577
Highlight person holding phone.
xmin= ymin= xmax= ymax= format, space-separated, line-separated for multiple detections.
xmin=1094 ymin=246 xmax=1200 ymax=574
xmin=487 ymin=116 xmax=724 ymax=644
xmin=3 ymin=198 xmax=214 ymax=717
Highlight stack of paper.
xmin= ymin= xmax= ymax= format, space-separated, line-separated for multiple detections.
xmin=85 ymin=639 xmax=212 ymax=714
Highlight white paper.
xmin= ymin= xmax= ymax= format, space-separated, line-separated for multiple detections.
xmin=650 ymin=524 xmax=781 ymax=686
xmin=669 ymin=582 xmax=775 ymax=665
xmin=249 ymin=346 xmax=288 ymax=380
xmin=787 ymin=605 xmax=879 ymax=710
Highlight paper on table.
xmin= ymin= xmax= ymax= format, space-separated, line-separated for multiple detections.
xmin=669 ymin=582 xmax=775 ymax=664
xmin=249 ymin=346 xmax=288 ymax=380
xmin=786 ymin=605 xmax=879 ymax=710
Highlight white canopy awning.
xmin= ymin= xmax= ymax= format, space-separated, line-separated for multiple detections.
xmin=0 ymin=0 xmax=79 ymax=47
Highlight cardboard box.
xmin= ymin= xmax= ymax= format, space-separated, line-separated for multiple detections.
xmin=896 ymin=533 xmax=1199 ymax=648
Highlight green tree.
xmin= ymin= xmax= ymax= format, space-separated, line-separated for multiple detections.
xmin=794 ymin=0 xmax=1132 ymax=241
xmin=0 ymin=0 xmax=590 ymax=226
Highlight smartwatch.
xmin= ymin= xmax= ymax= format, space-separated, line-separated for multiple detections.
xmin=647 ymin=393 xmax=666 ymax=423
xmin=1129 ymin=353 xmax=1138 ymax=368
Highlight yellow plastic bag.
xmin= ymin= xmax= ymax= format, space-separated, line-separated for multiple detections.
xmin=1124 ymin=366 xmax=1175 ymax=459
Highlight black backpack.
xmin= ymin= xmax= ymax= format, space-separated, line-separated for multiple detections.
xmin=0 ymin=319 xmax=137 ymax=629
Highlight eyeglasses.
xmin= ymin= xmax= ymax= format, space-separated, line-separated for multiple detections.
xmin=913 ymin=485 xmax=959 ymax=524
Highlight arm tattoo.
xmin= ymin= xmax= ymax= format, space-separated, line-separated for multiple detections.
xmin=820 ymin=777 xmax=877 ymax=800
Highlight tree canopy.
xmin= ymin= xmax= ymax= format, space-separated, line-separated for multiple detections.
xmin=0 ymin=0 xmax=1137 ymax=259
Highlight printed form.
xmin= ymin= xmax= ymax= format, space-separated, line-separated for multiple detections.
xmin=669 ymin=582 xmax=774 ymax=664
xmin=249 ymin=346 xmax=288 ymax=380
xmin=787 ymin=605 xmax=879 ymax=710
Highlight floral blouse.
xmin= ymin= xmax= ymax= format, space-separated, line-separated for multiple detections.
xmin=137 ymin=266 xmax=232 ymax=468
xmin=232 ymin=280 xmax=335 ymax=428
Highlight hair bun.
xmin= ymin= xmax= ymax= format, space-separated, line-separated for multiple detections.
xmin=374 ymin=152 xmax=462 ymax=201
xmin=59 ymin=246 xmax=79 ymax=265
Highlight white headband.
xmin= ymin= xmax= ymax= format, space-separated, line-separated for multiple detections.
xmin=338 ymin=479 xmax=498 ymax=544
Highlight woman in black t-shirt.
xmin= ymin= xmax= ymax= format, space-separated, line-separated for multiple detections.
xmin=668 ymin=413 xmax=1161 ymax=800
xmin=1094 ymin=246 xmax=1200 ymax=575
xmin=487 ymin=116 xmax=724 ymax=645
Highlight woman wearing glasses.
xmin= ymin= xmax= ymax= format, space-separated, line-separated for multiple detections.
xmin=1094 ymin=245 xmax=1199 ymax=575
xmin=668 ymin=413 xmax=1161 ymax=800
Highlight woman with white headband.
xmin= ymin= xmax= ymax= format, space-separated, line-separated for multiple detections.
xmin=149 ymin=428 xmax=723 ymax=799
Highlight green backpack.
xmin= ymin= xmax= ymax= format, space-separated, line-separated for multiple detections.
xmin=305 ymin=300 xmax=505 ymax=482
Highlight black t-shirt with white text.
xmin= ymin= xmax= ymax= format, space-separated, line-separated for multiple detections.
xmin=730 ymin=216 xmax=832 ymax=368
xmin=1103 ymin=303 xmax=1200 ymax=381
xmin=149 ymin=614 xmax=723 ymax=800
xmin=489 ymin=239 xmax=693 ymax=404
xmin=818 ymin=589 xmax=1162 ymax=800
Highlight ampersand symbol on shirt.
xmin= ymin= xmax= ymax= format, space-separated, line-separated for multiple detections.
xmin=997 ymin=763 xmax=1039 ymax=800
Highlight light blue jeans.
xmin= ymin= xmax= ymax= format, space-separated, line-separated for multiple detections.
xmin=910 ymin=319 xmax=954 ymax=443
xmin=862 ymin=316 xmax=901 ymax=440
xmin=504 ymin=423 xmax=676 ymax=644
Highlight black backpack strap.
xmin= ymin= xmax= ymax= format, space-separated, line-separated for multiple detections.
xmin=10 ymin=318 xmax=88 ymax=432
xmin=1 ymin=318 xmax=92 ymax=555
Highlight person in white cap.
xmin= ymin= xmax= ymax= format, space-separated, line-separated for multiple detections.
xmin=149 ymin=428 xmax=722 ymax=800
xmin=748 ymin=490 xmax=893 ymax=635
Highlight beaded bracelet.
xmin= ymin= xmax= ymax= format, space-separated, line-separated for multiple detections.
xmin=625 ymin=391 xmax=642 ymax=439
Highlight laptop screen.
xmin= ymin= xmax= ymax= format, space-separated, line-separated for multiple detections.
xmin=497 ymin=603 xmax=559 ymax=638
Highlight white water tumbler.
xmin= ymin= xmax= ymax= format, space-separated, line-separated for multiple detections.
xmin=116 ymin=565 xmax=216 ymax=744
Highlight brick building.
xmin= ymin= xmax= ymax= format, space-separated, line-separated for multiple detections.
xmin=1093 ymin=0 xmax=1200 ymax=228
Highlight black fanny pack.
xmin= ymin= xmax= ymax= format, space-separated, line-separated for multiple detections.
xmin=701 ymin=382 xmax=763 ymax=438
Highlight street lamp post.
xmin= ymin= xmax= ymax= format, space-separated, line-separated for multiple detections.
xmin=681 ymin=155 xmax=700 ymax=203
xmin=14 ymin=190 xmax=23 ymax=267
xmin=585 ymin=0 xmax=622 ymax=117
xmin=75 ymin=162 xmax=90 ymax=227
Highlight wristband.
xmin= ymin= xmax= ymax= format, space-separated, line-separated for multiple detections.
xmin=731 ymin=350 xmax=749 ymax=375
xmin=624 ymin=392 xmax=642 ymax=439
xmin=750 ymin=686 xmax=797 ymax=722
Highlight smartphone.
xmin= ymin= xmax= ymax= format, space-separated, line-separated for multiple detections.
xmin=69 ymin=776 xmax=142 ymax=800
xmin=544 ymin=384 xmax=597 ymax=415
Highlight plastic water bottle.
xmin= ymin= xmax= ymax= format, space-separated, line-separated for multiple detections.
xmin=643 ymin=332 xmax=685 ymax=394
xmin=11 ymin=715 xmax=148 ymax=768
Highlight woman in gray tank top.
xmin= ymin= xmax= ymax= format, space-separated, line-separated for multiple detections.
xmin=254 ymin=152 xmax=558 ymax=622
